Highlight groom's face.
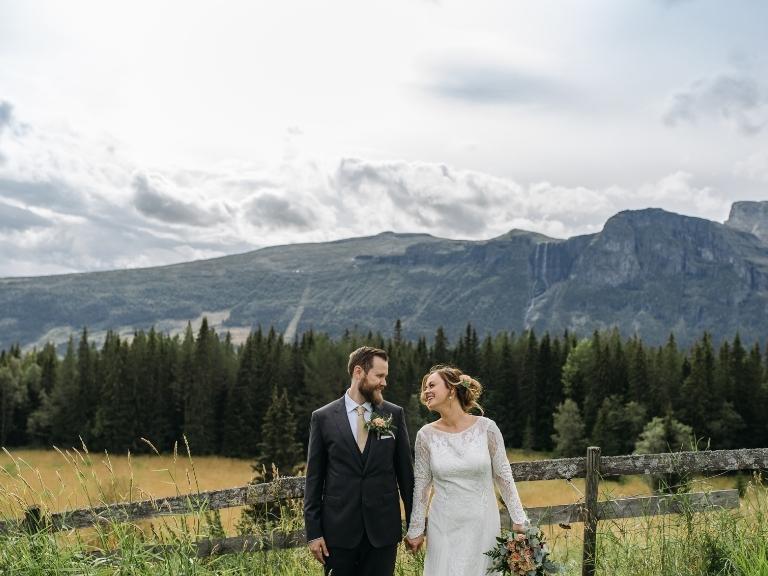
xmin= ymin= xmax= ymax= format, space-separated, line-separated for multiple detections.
xmin=358 ymin=356 xmax=389 ymax=405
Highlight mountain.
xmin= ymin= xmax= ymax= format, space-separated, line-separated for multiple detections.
xmin=726 ymin=200 xmax=768 ymax=244
xmin=2 ymin=203 xmax=768 ymax=350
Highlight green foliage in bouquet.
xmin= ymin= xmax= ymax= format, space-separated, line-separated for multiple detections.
xmin=484 ymin=525 xmax=561 ymax=575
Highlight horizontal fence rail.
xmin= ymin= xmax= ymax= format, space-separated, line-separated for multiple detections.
xmin=0 ymin=477 xmax=306 ymax=534
xmin=1 ymin=448 xmax=765 ymax=539
xmin=509 ymin=447 xmax=768 ymax=481
xmin=502 ymin=488 xmax=740 ymax=527
xmin=82 ymin=488 xmax=742 ymax=559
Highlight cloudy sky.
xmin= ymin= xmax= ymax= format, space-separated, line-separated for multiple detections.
xmin=1 ymin=0 xmax=768 ymax=277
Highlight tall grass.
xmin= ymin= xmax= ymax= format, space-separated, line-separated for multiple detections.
xmin=1 ymin=444 xmax=765 ymax=575
xmin=592 ymin=473 xmax=768 ymax=576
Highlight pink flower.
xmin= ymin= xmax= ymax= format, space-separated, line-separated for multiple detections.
xmin=372 ymin=417 xmax=385 ymax=427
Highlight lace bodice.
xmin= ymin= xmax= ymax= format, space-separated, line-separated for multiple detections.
xmin=406 ymin=416 xmax=528 ymax=539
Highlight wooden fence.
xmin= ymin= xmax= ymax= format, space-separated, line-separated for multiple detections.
xmin=2 ymin=447 xmax=767 ymax=575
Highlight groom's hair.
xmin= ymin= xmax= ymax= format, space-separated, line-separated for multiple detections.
xmin=348 ymin=346 xmax=388 ymax=377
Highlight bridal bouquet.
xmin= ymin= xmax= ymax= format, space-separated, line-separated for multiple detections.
xmin=484 ymin=525 xmax=560 ymax=575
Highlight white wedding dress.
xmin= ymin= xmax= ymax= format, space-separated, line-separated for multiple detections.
xmin=406 ymin=417 xmax=528 ymax=576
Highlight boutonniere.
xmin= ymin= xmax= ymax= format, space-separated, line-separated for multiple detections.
xmin=365 ymin=411 xmax=397 ymax=438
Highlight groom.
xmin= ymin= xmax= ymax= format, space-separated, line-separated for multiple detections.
xmin=304 ymin=346 xmax=414 ymax=576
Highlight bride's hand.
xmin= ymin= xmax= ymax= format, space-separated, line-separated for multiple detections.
xmin=512 ymin=523 xmax=526 ymax=533
xmin=405 ymin=535 xmax=424 ymax=553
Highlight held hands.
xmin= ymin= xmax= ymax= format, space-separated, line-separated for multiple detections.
xmin=511 ymin=522 xmax=527 ymax=533
xmin=308 ymin=537 xmax=329 ymax=565
xmin=404 ymin=535 xmax=424 ymax=554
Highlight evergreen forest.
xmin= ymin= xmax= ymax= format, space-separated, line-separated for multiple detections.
xmin=1 ymin=319 xmax=767 ymax=472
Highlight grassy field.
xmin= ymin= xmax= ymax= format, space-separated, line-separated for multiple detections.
xmin=1 ymin=446 xmax=765 ymax=575
xmin=0 ymin=444 xmax=256 ymax=535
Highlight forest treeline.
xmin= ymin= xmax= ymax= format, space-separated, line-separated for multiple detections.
xmin=1 ymin=320 xmax=767 ymax=472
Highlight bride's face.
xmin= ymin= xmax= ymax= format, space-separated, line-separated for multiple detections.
xmin=423 ymin=372 xmax=452 ymax=412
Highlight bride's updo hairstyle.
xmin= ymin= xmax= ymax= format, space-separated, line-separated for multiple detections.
xmin=420 ymin=364 xmax=484 ymax=415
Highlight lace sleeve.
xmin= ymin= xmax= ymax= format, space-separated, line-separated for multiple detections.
xmin=487 ymin=419 xmax=528 ymax=525
xmin=406 ymin=429 xmax=432 ymax=538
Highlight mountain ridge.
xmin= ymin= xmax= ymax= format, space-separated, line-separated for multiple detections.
xmin=3 ymin=203 xmax=768 ymax=350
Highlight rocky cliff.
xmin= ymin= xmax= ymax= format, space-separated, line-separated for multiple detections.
xmin=726 ymin=201 xmax=768 ymax=244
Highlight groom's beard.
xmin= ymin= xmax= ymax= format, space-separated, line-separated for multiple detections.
xmin=360 ymin=380 xmax=384 ymax=406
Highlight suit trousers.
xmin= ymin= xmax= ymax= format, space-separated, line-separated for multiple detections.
xmin=324 ymin=530 xmax=398 ymax=576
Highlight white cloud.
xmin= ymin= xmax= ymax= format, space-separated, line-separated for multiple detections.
xmin=0 ymin=198 xmax=52 ymax=231
xmin=0 ymin=104 xmax=745 ymax=277
xmin=734 ymin=150 xmax=768 ymax=183
xmin=664 ymin=73 xmax=768 ymax=136
xmin=132 ymin=172 xmax=232 ymax=227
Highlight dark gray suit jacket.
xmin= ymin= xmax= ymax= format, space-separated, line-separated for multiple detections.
xmin=303 ymin=396 xmax=414 ymax=548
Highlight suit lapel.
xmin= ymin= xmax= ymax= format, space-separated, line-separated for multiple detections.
xmin=332 ymin=396 xmax=364 ymax=468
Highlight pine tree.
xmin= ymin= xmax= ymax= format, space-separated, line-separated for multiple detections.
xmin=384 ymin=320 xmax=410 ymax=408
xmin=48 ymin=338 xmax=82 ymax=447
xmin=394 ymin=319 xmax=403 ymax=345
xmin=519 ymin=330 xmax=538 ymax=450
xmin=605 ymin=328 xmax=628 ymax=399
xmin=678 ymin=334 xmax=714 ymax=439
xmin=163 ymin=332 xmax=185 ymax=450
xmin=713 ymin=339 xmax=733 ymax=402
xmin=184 ymin=318 xmax=218 ymax=454
xmin=144 ymin=328 xmax=173 ymax=450
xmin=535 ymin=333 xmax=559 ymax=450
xmin=551 ymin=399 xmax=587 ymax=457
xmin=0 ymin=358 xmax=25 ymax=445
xmin=734 ymin=343 xmax=765 ymax=448
xmin=176 ymin=324 xmax=196 ymax=450
xmin=657 ymin=334 xmax=682 ymax=415
xmin=239 ymin=387 xmax=303 ymax=532
xmin=14 ymin=354 xmax=41 ymax=446
xmin=624 ymin=401 xmax=648 ymax=445
xmin=432 ymin=327 xmax=450 ymax=365
xmin=303 ymin=333 xmax=347 ymax=409
xmin=454 ymin=324 xmax=480 ymax=374
xmin=561 ymin=339 xmax=592 ymax=406
xmin=591 ymin=396 xmax=645 ymax=455
xmin=286 ymin=339 xmax=311 ymax=450
xmin=494 ymin=333 xmax=520 ymax=446
xmin=77 ymin=327 xmax=97 ymax=444
xmin=583 ymin=331 xmax=610 ymax=435
xmin=92 ymin=331 xmax=134 ymax=451
xmin=635 ymin=414 xmax=694 ymax=493
xmin=259 ymin=387 xmax=302 ymax=479
xmin=36 ymin=342 xmax=58 ymax=396
xmin=221 ymin=334 xmax=258 ymax=457
xmin=519 ymin=330 xmax=538 ymax=408
xmin=627 ymin=338 xmax=649 ymax=405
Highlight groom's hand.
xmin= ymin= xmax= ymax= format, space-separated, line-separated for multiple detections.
xmin=308 ymin=537 xmax=329 ymax=564
xmin=405 ymin=535 xmax=424 ymax=553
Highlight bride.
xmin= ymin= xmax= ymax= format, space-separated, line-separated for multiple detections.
xmin=405 ymin=365 xmax=528 ymax=576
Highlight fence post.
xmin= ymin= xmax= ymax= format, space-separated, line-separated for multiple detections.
xmin=582 ymin=446 xmax=601 ymax=576
xmin=23 ymin=506 xmax=42 ymax=534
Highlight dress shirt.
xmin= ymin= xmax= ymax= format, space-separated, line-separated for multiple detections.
xmin=344 ymin=390 xmax=372 ymax=444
